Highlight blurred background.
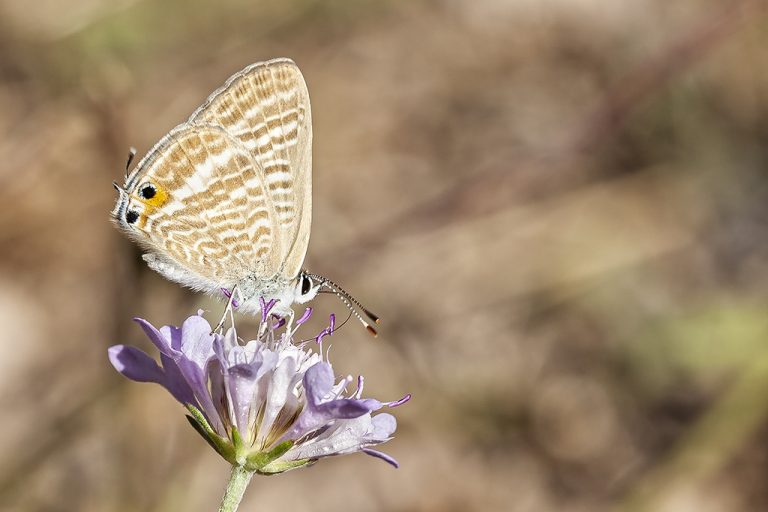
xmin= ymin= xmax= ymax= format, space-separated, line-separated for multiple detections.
xmin=1 ymin=0 xmax=768 ymax=510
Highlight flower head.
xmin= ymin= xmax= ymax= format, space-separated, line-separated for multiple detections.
xmin=108 ymin=309 xmax=408 ymax=474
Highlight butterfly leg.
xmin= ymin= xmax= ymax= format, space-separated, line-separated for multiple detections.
xmin=284 ymin=308 xmax=295 ymax=334
xmin=212 ymin=285 xmax=242 ymax=334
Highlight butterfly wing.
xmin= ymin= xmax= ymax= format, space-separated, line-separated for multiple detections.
xmin=114 ymin=124 xmax=282 ymax=291
xmin=188 ymin=58 xmax=312 ymax=281
xmin=113 ymin=59 xmax=312 ymax=293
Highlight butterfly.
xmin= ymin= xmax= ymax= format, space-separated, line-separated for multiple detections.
xmin=112 ymin=58 xmax=378 ymax=334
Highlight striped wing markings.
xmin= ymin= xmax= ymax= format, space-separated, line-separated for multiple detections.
xmin=189 ymin=126 xmax=279 ymax=275
xmin=173 ymin=128 xmax=252 ymax=274
xmin=134 ymin=126 xmax=277 ymax=282
xmin=264 ymin=62 xmax=312 ymax=279
xmin=133 ymin=128 xmax=233 ymax=280
xmin=172 ymin=126 xmax=278 ymax=279
xmin=188 ymin=58 xmax=309 ymax=266
xmin=190 ymin=78 xmax=281 ymax=265
xmin=261 ymin=64 xmax=297 ymax=226
xmin=120 ymin=132 xmax=208 ymax=276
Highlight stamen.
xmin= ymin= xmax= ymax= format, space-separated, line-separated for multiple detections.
xmin=386 ymin=394 xmax=411 ymax=408
xmin=316 ymin=334 xmax=325 ymax=360
xmin=315 ymin=328 xmax=329 ymax=345
xmin=314 ymin=314 xmax=337 ymax=344
xmin=296 ymin=307 xmax=313 ymax=325
xmin=339 ymin=375 xmax=353 ymax=397
xmin=271 ymin=315 xmax=286 ymax=329
xmin=362 ymin=449 xmax=399 ymax=468
xmin=259 ymin=297 xmax=277 ymax=323
xmin=353 ymin=375 xmax=365 ymax=399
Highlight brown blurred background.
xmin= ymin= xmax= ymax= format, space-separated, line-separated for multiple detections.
xmin=2 ymin=0 xmax=768 ymax=510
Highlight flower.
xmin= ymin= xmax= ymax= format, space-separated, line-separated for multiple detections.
xmin=108 ymin=308 xmax=408 ymax=474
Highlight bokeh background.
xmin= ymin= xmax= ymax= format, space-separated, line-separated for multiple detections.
xmin=1 ymin=0 xmax=768 ymax=510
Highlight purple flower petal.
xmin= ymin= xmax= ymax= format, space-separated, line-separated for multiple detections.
xmin=259 ymin=356 xmax=299 ymax=436
xmin=159 ymin=352 xmax=197 ymax=405
xmin=227 ymin=364 xmax=262 ymax=433
xmin=370 ymin=412 xmax=397 ymax=439
xmin=179 ymin=315 xmax=217 ymax=368
xmin=175 ymin=361 xmax=223 ymax=433
xmin=314 ymin=399 xmax=375 ymax=419
xmin=212 ymin=334 xmax=226 ymax=365
xmin=208 ymin=359 xmax=228 ymax=422
xmin=283 ymin=413 xmax=391 ymax=462
xmin=134 ymin=318 xmax=175 ymax=357
xmin=282 ymin=363 xmax=381 ymax=440
xmin=137 ymin=316 xmax=224 ymax=433
xmin=108 ymin=345 xmax=197 ymax=406
xmin=108 ymin=345 xmax=165 ymax=384
xmin=160 ymin=324 xmax=183 ymax=351
xmin=304 ymin=361 xmax=335 ymax=404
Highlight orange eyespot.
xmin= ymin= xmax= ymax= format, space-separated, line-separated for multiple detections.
xmin=136 ymin=182 xmax=169 ymax=209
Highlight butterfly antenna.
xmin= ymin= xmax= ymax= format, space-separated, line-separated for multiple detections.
xmin=309 ymin=273 xmax=380 ymax=337
xmin=125 ymin=147 xmax=137 ymax=177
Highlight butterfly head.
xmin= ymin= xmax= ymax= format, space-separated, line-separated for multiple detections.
xmin=294 ymin=271 xmax=322 ymax=304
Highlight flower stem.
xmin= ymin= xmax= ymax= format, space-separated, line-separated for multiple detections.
xmin=218 ymin=465 xmax=254 ymax=512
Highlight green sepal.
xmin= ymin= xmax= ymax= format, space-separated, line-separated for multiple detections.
xmin=186 ymin=403 xmax=214 ymax=432
xmin=185 ymin=404 xmax=235 ymax=464
xmin=231 ymin=427 xmax=247 ymax=465
xmin=257 ymin=457 xmax=315 ymax=475
xmin=244 ymin=440 xmax=295 ymax=471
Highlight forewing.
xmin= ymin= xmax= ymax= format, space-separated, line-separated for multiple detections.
xmin=115 ymin=125 xmax=280 ymax=287
xmin=188 ymin=58 xmax=312 ymax=280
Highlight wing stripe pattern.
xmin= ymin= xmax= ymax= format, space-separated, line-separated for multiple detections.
xmin=188 ymin=59 xmax=311 ymax=279
xmin=122 ymin=126 xmax=279 ymax=282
